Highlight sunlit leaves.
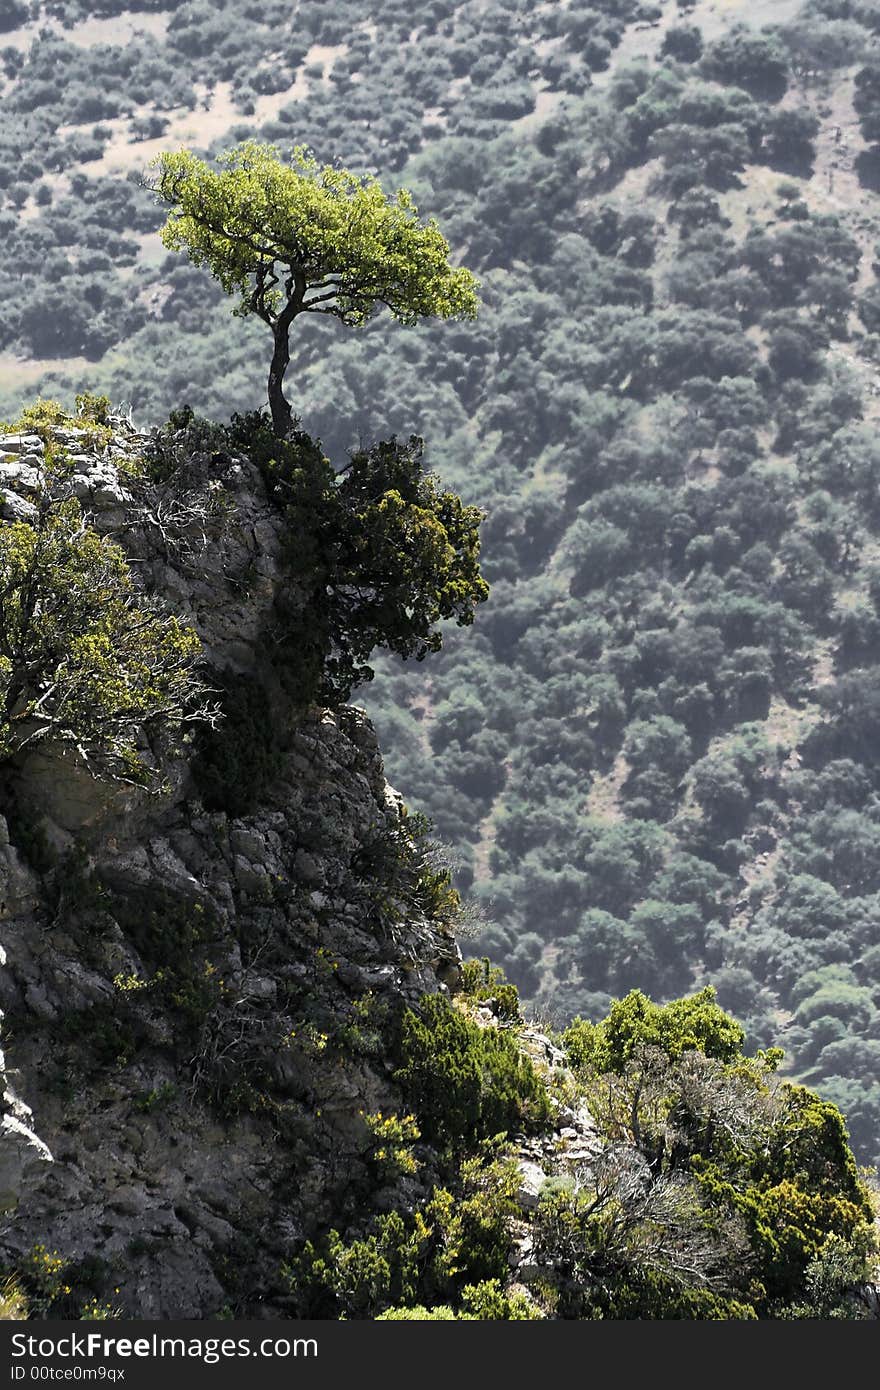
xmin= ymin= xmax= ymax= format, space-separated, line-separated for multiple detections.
xmin=0 ymin=499 xmax=210 ymax=784
xmin=153 ymin=142 xmax=479 ymax=330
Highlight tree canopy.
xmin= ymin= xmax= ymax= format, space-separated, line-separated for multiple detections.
xmin=152 ymin=142 xmax=479 ymax=435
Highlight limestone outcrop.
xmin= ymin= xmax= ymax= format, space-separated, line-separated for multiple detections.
xmin=0 ymin=418 xmax=462 ymax=1315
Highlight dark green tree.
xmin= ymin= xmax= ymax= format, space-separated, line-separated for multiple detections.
xmin=700 ymin=25 xmax=789 ymax=101
xmin=238 ymin=421 xmax=488 ymax=702
xmin=0 ymin=1 xmax=28 ymax=33
xmin=661 ymin=25 xmax=703 ymax=64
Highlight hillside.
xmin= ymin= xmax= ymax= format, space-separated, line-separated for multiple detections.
xmin=0 ymin=404 xmax=876 ymax=1320
xmin=1 ymin=0 xmax=880 ymax=1178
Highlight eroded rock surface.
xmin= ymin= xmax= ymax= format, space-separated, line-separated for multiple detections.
xmin=0 ymin=422 xmax=461 ymax=1315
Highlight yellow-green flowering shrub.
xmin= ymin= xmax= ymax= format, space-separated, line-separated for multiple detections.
xmin=0 ymin=498 xmax=213 ymax=785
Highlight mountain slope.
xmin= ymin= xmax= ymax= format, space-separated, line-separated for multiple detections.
xmin=0 ymin=1 xmax=880 ymax=1173
xmin=0 ymin=408 xmax=875 ymax=1320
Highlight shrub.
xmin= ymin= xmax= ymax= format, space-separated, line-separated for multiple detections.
xmin=549 ymin=990 xmax=875 ymax=1316
xmin=395 ymin=994 xmax=550 ymax=1144
xmin=0 ymin=499 xmax=213 ymax=786
xmin=564 ymin=986 xmax=745 ymax=1074
xmin=288 ymin=1156 xmax=520 ymax=1318
xmin=0 ymin=1 xmax=28 ymax=34
xmin=363 ymin=1111 xmax=421 ymax=1180
xmin=378 ymin=1280 xmax=539 ymax=1319
xmin=700 ymin=26 xmax=789 ymax=101
xmin=460 ymin=957 xmax=521 ymax=1021
xmin=661 ymin=25 xmax=703 ymax=64
xmin=231 ymin=414 xmax=489 ymax=704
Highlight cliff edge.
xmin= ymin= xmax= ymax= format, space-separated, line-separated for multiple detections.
xmin=0 ymin=410 xmax=464 ymax=1316
xmin=0 ymin=405 xmax=875 ymax=1322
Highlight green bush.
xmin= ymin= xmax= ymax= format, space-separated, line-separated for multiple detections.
xmin=288 ymin=1156 xmax=520 ymax=1318
xmin=564 ymin=986 xmax=745 ymax=1074
xmin=378 ymin=1279 xmax=539 ymax=1319
xmin=376 ymin=1305 xmax=459 ymax=1319
xmin=591 ymin=1269 xmax=757 ymax=1320
xmin=396 ymin=994 xmax=550 ymax=1144
xmin=0 ymin=498 xmax=211 ymax=786
xmin=460 ymin=957 xmax=521 ymax=1021
xmin=239 ymin=416 xmax=489 ymax=704
xmin=549 ymin=989 xmax=876 ymax=1316
xmin=141 ymin=404 xmax=234 ymax=483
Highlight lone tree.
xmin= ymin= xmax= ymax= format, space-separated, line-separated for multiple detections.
xmin=151 ymin=142 xmax=479 ymax=437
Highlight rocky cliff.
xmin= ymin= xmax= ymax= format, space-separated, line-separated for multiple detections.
xmin=0 ymin=413 xmax=470 ymax=1316
xmin=0 ymin=409 xmax=876 ymax=1322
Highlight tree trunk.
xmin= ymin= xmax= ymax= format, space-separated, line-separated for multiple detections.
xmin=268 ymin=324 xmax=293 ymax=438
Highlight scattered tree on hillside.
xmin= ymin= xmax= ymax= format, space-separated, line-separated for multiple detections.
xmin=0 ymin=1 xmax=27 ymax=32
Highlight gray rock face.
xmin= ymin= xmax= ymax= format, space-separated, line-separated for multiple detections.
xmin=0 ymin=700 xmax=463 ymax=1316
xmin=0 ymin=421 xmax=463 ymax=1316
xmin=515 ymin=1159 xmax=547 ymax=1212
xmin=0 ymin=1112 xmax=53 ymax=1217
xmin=0 ymin=488 xmax=37 ymax=523
xmin=0 ymin=434 xmax=44 ymax=457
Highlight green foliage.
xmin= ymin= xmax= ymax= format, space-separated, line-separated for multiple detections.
xmin=780 ymin=1235 xmax=875 ymax=1319
xmin=0 ymin=498 xmax=212 ymax=785
xmin=11 ymin=397 xmax=73 ymax=441
xmin=287 ymin=1155 xmax=520 ymax=1318
xmin=14 ymin=1246 xmax=71 ymax=1317
xmin=536 ymin=989 xmax=876 ymax=1317
xmin=138 ymin=405 xmax=488 ymax=714
xmin=377 ymin=1279 xmax=540 ymax=1319
xmin=854 ymin=62 xmax=880 ymax=144
xmin=460 ymin=957 xmax=521 ymax=1021
xmin=317 ymin=434 xmax=489 ymax=697
xmin=457 ymin=1278 xmax=541 ymax=1319
xmin=395 ymin=994 xmax=550 ymax=1144
xmin=564 ymin=987 xmax=745 ymax=1074
xmin=376 ymin=1304 xmax=460 ymax=1319
xmin=661 ymin=25 xmax=703 ymax=64
xmin=74 ymin=391 xmax=111 ymax=426
xmin=235 ymin=414 xmax=488 ymax=702
xmin=700 ymin=25 xmax=789 ymax=101
xmin=0 ymin=2 xmax=28 ymax=33
xmin=362 ymin=1111 xmax=421 ymax=1180
xmin=152 ymin=142 xmax=478 ymax=432
xmin=154 ymin=141 xmax=478 ymax=329
xmin=141 ymin=404 xmax=233 ymax=483
xmin=133 ymin=1082 xmax=177 ymax=1114
xmin=350 ymin=806 xmax=465 ymax=943
xmin=3 ymin=1245 xmax=121 ymax=1321
xmin=4 ymin=396 xmax=113 ymax=459
xmin=695 ymin=1160 xmax=873 ymax=1307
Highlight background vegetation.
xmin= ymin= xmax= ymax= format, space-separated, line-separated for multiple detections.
xmin=3 ymin=0 xmax=880 ymax=1171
